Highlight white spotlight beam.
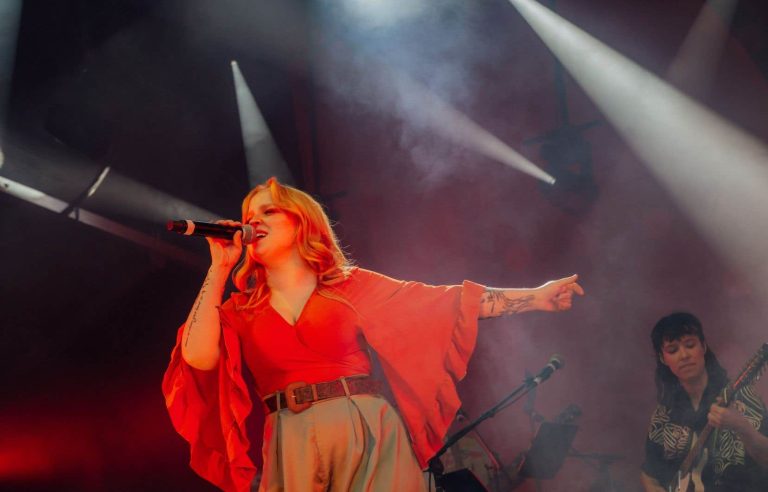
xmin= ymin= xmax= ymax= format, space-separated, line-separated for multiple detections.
xmin=387 ymin=68 xmax=556 ymax=184
xmin=310 ymin=24 xmax=554 ymax=185
xmin=341 ymin=0 xmax=429 ymax=29
xmin=4 ymin=136 xmax=224 ymax=225
xmin=1 ymin=176 xmax=206 ymax=269
xmin=510 ymin=0 xmax=768 ymax=297
xmin=206 ymin=5 xmax=552 ymax=186
xmin=85 ymin=170 xmax=225 ymax=225
xmin=667 ymin=0 xmax=740 ymax=96
xmin=231 ymin=60 xmax=293 ymax=186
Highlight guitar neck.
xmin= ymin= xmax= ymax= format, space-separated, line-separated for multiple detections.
xmin=679 ymin=424 xmax=714 ymax=474
xmin=679 ymin=380 xmax=738 ymax=474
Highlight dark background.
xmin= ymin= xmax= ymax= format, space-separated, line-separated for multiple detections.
xmin=2 ymin=0 xmax=768 ymax=490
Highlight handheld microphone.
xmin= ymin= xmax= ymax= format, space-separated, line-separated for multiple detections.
xmin=532 ymin=354 xmax=564 ymax=385
xmin=166 ymin=220 xmax=255 ymax=244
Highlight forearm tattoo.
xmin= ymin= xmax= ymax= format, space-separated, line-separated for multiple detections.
xmin=480 ymin=289 xmax=534 ymax=318
xmin=185 ymin=272 xmax=212 ymax=347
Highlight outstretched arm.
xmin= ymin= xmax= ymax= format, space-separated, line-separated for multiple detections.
xmin=479 ymin=274 xmax=584 ymax=319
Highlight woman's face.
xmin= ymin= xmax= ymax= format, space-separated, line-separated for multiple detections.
xmin=244 ymin=189 xmax=298 ymax=266
xmin=660 ymin=334 xmax=707 ymax=384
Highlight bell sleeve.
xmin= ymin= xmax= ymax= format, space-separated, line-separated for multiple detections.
xmin=337 ymin=267 xmax=485 ymax=468
xmin=161 ymin=299 xmax=257 ymax=492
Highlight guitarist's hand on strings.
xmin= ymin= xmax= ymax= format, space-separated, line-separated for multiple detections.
xmin=708 ymin=398 xmax=752 ymax=435
xmin=708 ymin=397 xmax=768 ymax=467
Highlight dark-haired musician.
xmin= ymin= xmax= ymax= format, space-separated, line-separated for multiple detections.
xmin=640 ymin=312 xmax=768 ymax=492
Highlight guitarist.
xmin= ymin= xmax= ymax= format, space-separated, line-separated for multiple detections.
xmin=640 ymin=312 xmax=768 ymax=492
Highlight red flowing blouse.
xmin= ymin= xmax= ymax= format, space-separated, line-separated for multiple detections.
xmin=162 ymin=267 xmax=484 ymax=492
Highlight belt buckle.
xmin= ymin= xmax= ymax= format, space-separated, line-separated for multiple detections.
xmin=285 ymin=381 xmax=312 ymax=414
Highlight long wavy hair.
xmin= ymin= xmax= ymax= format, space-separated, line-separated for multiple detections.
xmin=232 ymin=177 xmax=352 ymax=310
xmin=651 ymin=312 xmax=727 ymax=405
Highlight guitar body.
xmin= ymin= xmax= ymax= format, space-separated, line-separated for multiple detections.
xmin=674 ymin=474 xmax=691 ymax=492
xmin=690 ymin=451 xmax=706 ymax=491
xmin=672 ymin=447 xmax=707 ymax=492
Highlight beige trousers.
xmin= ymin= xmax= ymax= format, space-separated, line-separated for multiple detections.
xmin=257 ymin=394 xmax=428 ymax=492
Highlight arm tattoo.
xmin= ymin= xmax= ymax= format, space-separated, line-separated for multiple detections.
xmin=480 ymin=289 xmax=534 ymax=318
xmin=185 ymin=273 xmax=212 ymax=347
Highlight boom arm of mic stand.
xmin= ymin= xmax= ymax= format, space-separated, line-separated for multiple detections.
xmin=428 ymin=377 xmax=541 ymax=487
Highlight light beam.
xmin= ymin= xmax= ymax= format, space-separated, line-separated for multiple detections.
xmin=510 ymin=0 xmax=768 ymax=299
xmin=1 ymin=176 xmax=205 ymax=269
xmin=667 ymin=0 xmax=740 ymax=97
xmin=231 ymin=60 xmax=293 ymax=186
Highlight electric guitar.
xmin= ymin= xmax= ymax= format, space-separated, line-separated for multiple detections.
xmin=667 ymin=343 xmax=768 ymax=492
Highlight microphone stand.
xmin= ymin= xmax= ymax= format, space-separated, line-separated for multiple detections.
xmin=428 ymin=375 xmax=550 ymax=492
xmin=523 ymin=370 xmax=544 ymax=492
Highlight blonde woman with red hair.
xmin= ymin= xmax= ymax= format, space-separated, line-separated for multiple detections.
xmin=163 ymin=178 xmax=584 ymax=492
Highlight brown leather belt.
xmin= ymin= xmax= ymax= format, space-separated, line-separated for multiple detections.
xmin=264 ymin=376 xmax=382 ymax=414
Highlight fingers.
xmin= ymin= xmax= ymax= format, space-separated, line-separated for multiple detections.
xmin=708 ymin=407 xmax=723 ymax=428
xmin=559 ymin=283 xmax=585 ymax=297
xmin=558 ymin=274 xmax=578 ymax=284
xmin=215 ymin=219 xmax=242 ymax=226
xmin=204 ymin=219 xmax=244 ymax=269
xmin=557 ymin=281 xmax=584 ymax=297
xmin=215 ymin=219 xmax=243 ymax=231
xmin=556 ymin=300 xmax=573 ymax=311
xmin=208 ymin=219 xmax=242 ymax=245
xmin=551 ymin=291 xmax=574 ymax=311
xmin=555 ymin=275 xmax=585 ymax=296
xmin=541 ymin=275 xmax=584 ymax=312
xmin=571 ymin=282 xmax=585 ymax=296
xmin=707 ymin=405 xmax=744 ymax=431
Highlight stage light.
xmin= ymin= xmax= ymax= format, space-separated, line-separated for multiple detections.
xmin=667 ymin=0 xmax=740 ymax=97
xmin=509 ymin=0 xmax=768 ymax=298
xmin=338 ymin=0 xmax=429 ymax=28
xmin=231 ymin=60 xmax=293 ymax=186
xmin=86 ymin=166 xmax=110 ymax=198
xmin=531 ymin=126 xmax=598 ymax=215
xmin=1 ymin=176 xmax=206 ymax=268
xmin=361 ymin=64 xmax=557 ymax=185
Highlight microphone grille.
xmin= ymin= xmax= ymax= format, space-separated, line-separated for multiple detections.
xmin=241 ymin=224 xmax=255 ymax=244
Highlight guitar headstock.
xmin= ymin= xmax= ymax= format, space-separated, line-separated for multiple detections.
xmin=726 ymin=343 xmax=768 ymax=403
